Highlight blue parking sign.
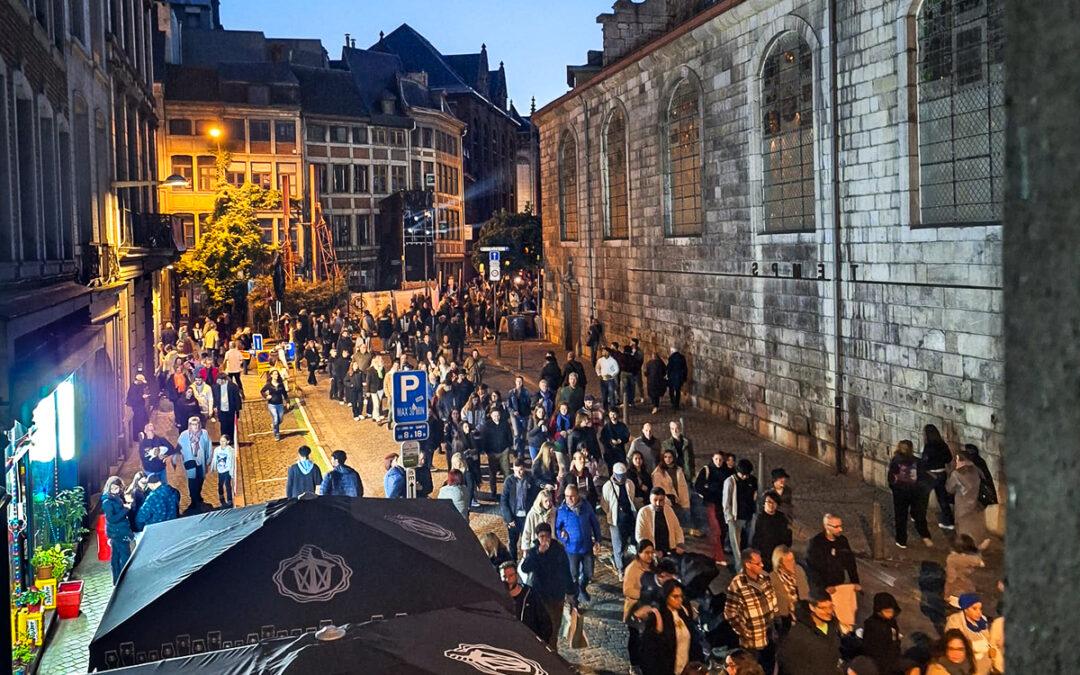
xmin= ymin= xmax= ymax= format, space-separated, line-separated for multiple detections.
xmin=252 ymin=333 xmax=264 ymax=351
xmin=391 ymin=370 xmax=429 ymax=424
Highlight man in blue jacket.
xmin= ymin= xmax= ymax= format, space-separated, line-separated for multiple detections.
xmin=384 ymin=453 xmax=406 ymax=498
xmin=319 ymin=450 xmax=364 ymax=497
xmin=555 ymin=483 xmax=603 ymax=605
xmin=135 ymin=474 xmax=180 ymax=531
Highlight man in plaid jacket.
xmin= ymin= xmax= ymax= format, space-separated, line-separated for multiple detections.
xmin=724 ymin=548 xmax=779 ymax=671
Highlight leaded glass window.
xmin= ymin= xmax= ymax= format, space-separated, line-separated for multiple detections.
xmin=603 ymin=108 xmax=629 ymax=239
xmin=558 ymin=132 xmax=579 ymax=241
xmin=663 ymin=80 xmax=702 ymax=236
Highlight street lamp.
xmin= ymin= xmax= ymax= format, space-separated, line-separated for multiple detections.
xmin=111 ymin=174 xmax=190 ymax=190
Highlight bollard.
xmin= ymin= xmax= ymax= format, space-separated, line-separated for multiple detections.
xmin=871 ymin=500 xmax=885 ymax=560
xmin=496 ymin=335 xmax=502 ymax=358
xmin=518 ymin=345 xmax=524 ymax=371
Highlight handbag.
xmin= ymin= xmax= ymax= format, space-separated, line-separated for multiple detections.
xmin=561 ymin=604 xmax=589 ymax=648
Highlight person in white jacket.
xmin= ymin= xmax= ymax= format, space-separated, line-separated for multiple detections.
xmin=212 ymin=435 xmax=236 ymax=508
xmin=722 ymin=459 xmax=757 ymax=570
xmin=601 ymin=463 xmax=638 ymax=577
xmin=594 ymin=348 xmax=621 ymax=410
xmin=635 ymin=488 xmax=684 ymax=555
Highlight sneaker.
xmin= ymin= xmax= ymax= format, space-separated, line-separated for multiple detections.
xmin=650 ymin=407 xmax=659 ymax=415
xmin=470 ymin=500 xmax=482 ymax=508
xmin=938 ymin=522 xmax=955 ymax=530
xmin=895 ymin=542 xmax=907 ymax=549
xmin=353 ymin=416 xmax=360 ymax=421
xmin=922 ymin=538 xmax=934 ymax=547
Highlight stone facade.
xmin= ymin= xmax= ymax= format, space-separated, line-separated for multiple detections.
xmin=536 ymin=0 xmax=1005 ymax=498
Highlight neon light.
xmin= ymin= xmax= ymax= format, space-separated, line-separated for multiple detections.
xmin=57 ymin=378 xmax=75 ymax=461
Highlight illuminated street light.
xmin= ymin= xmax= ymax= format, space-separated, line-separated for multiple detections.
xmin=111 ymin=173 xmax=190 ymax=189
xmin=207 ymin=126 xmax=223 ymax=139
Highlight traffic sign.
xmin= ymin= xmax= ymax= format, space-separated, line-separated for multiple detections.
xmin=479 ymin=246 xmax=510 ymax=252
xmin=425 ymin=173 xmax=436 ymax=188
xmin=488 ymin=251 xmax=501 ymax=281
xmin=394 ymin=422 xmax=430 ymax=442
xmin=400 ymin=440 xmax=420 ymax=469
xmin=252 ymin=333 xmax=264 ymax=351
xmin=391 ymin=370 xmax=429 ymax=424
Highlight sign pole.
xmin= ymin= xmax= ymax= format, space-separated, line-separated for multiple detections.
xmin=406 ymin=467 xmax=416 ymax=498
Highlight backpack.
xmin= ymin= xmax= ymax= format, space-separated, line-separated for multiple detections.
xmin=977 ymin=471 xmax=999 ymax=507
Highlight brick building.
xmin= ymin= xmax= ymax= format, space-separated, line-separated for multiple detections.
xmin=536 ymin=0 xmax=1005 ymax=496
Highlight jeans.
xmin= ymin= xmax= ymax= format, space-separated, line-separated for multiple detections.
xmin=508 ymin=516 xmax=526 ymax=559
xmin=227 ymin=371 xmax=243 ymax=396
xmin=893 ymin=486 xmax=930 ymax=545
xmin=109 ymin=536 xmax=132 ymax=584
xmin=219 ymin=411 xmax=237 ymax=443
xmin=620 ymin=373 xmax=635 ymax=406
xmin=727 ymin=518 xmax=750 ymax=569
xmin=218 ymin=472 xmax=233 ymax=506
xmin=487 ymin=450 xmax=511 ymax=497
xmin=542 ymin=599 xmax=564 ymax=649
xmin=928 ymin=471 xmax=955 ymax=526
xmin=705 ymin=503 xmax=727 ymax=563
xmin=600 ymin=379 xmax=618 ymax=410
xmin=329 ymin=377 xmax=344 ymax=401
xmin=567 ymin=551 xmax=595 ymax=600
xmin=610 ymin=518 xmax=634 ymax=574
xmin=267 ymin=403 xmax=285 ymax=437
xmin=187 ymin=466 xmax=206 ymax=508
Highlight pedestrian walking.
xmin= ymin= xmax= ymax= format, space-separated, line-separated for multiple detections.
xmin=776 ymin=595 xmax=843 ymax=675
xmin=769 ymin=545 xmax=809 ymax=636
xmin=261 ymin=370 xmax=289 ymax=441
xmin=223 ymin=340 xmax=245 ymax=396
xmin=319 ymin=449 xmax=364 ymax=497
xmin=652 ymin=449 xmax=691 ymax=528
xmin=366 ymin=356 xmax=387 ymax=423
xmin=384 ymin=453 xmax=406 ymax=498
xmin=102 ymin=475 xmax=134 ymax=584
xmin=635 ymin=487 xmax=685 ymax=556
xmin=555 ymin=484 xmax=603 ymax=605
xmin=723 ymin=459 xmax=758 ymax=569
xmin=750 ymin=492 xmax=793 ymax=570
xmin=176 ymin=415 xmax=212 ymax=511
xmin=286 ymin=445 xmax=323 ymax=498
xmin=138 ymin=422 xmax=173 ymax=484
xmin=695 ymin=451 xmax=728 ymax=565
xmin=500 ymin=459 xmax=540 ymax=557
xmin=500 ymin=562 xmax=553 ymax=644
xmin=644 ymin=352 xmax=667 ymax=415
xmin=919 ymin=423 xmax=955 ymax=530
xmin=520 ymin=488 xmax=557 ymax=560
xmin=601 ymin=462 xmax=638 ymax=577
xmin=666 ymin=346 xmax=688 ymax=410
xmin=520 ymin=522 xmax=575 ymax=649
xmin=926 ymin=630 xmax=976 ymax=675
xmin=595 ymin=346 xmax=620 ymax=410
xmin=304 ymin=339 xmax=321 ymax=385
xmin=944 ymin=595 xmax=998 ymax=675
xmin=172 ymin=387 xmax=201 ymax=434
xmin=636 ymin=580 xmax=702 ymax=675
xmin=622 ymin=540 xmax=655 ymax=669
xmin=562 ymin=351 xmax=587 ymax=390
xmin=438 ymin=469 xmax=470 ymax=519
xmin=213 ymin=372 xmax=242 ymax=443
xmin=946 ymin=449 xmax=991 ymax=550
xmin=344 ymin=362 xmax=365 ymax=420
xmin=724 ymin=548 xmax=779 ymax=671
xmin=480 ymin=407 xmax=514 ymax=499
xmin=212 ymin=434 xmax=235 ymax=508
xmin=539 ymin=351 xmax=562 ymax=392
xmin=600 ymin=409 xmax=630 ymax=474
xmin=861 ymin=592 xmax=913 ymax=675
xmin=805 ymin=514 xmax=861 ymax=632
xmin=888 ymin=439 xmax=932 ymax=549
xmin=125 ymin=374 xmax=150 ymax=441
xmin=585 ymin=317 xmax=604 ymax=365
xmin=134 ymin=474 xmax=180 ymax=531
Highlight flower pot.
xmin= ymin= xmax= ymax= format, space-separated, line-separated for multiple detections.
xmin=34 ymin=565 xmax=54 ymax=580
xmin=57 ymin=580 xmax=84 ymax=619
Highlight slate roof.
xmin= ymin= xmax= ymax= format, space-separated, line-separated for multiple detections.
xmin=371 ymin=24 xmax=473 ymax=94
xmin=292 ymin=65 xmax=368 ymax=118
xmin=216 ymin=62 xmax=298 ymax=85
xmin=445 ymin=53 xmax=483 ymax=87
xmin=181 ymin=29 xmax=268 ymax=66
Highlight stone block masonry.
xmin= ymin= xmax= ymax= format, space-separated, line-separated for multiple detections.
xmin=535 ymin=0 xmax=1005 ymax=512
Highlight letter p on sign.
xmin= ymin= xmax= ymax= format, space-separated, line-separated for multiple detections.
xmin=399 ymin=374 xmax=421 ymax=401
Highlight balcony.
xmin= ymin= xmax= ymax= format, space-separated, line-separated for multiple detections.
xmin=125 ymin=212 xmax=179 ymax=251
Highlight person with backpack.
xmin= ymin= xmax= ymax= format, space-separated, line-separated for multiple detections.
xmin=946 ymin=449 xmax=991 ymax=550
xmin=888 ymin=440 xmax=932 ymax=549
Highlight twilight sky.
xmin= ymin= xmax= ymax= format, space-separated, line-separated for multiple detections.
xmin=219 ymin=0 xmax=613 ymax=110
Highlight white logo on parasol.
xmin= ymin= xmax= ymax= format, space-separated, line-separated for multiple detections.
xmin=384 ymin=514 xmax=457 ymax=541
xmin=273 ymin=545 xmax=352 ymax=603
xmin=444 ymin=644 xmax=547 ymax=675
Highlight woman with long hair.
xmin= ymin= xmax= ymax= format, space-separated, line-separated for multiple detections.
xmin=453 ymin=422 xmax=482 ymax=508
xmin=920 ymin=423 xmax=955 ymax=530
xmin=261 ymin=369 xmax=289 ymax=441
xmin=479 ymin=531 xmax=512 ymax=567
xmin=636 ymin=579 xmax=701 ymax=675
xmin=623 ymin=540 xmax=656 ymax=669
xmin=626 ymin=449 xmax=653 ymax=504
xmin=125 ymin=471 xmax=149 ymax=532
xmin=526 ymin=405 xmax=550 ymax=460
xmin=102 ymin=476 xmax=134 ymax=584
xmin=520 ymin=488 xmax=557 ymax=558
xmin=926 ymin=629 xmax=976 ymax=675
xmin=531 ymin=441 xmax=560 ymax=487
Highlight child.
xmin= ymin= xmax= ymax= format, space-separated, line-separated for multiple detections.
xmin=213 ymin=435 xmax=236 ymax=508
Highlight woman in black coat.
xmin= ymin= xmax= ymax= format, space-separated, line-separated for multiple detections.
xmin=644 ymin=353 xmax=667 ymax=414
xmin=304 ymin=340 xmax=321 ymax=385
xmin=635 ymin=580 xmax=702 ymax=675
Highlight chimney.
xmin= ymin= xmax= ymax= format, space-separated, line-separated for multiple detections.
xmin=350 ymin=38 xmax=356 ymax=48
xmin=345 ymin=33 xmax=350 ymax=47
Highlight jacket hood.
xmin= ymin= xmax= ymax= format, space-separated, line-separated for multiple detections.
xmin=873 ymin=592 xmax=901 ymax=615
xmin=296 ymin=459 xmax=315 ymax=475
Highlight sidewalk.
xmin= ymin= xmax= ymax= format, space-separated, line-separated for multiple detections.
xmin=478 ymin=338 xmax=1003 ymax=659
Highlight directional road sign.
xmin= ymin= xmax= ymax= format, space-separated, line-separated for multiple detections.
xmin=391 ymin=370 xmax=429 ymax=424
xmin=394 ymin=422 xmax=430 ymax=442
xmin=488 ymin=250 xmax=501 ymax=281
xmin=252 ymin=333 xmax=264 ymax=351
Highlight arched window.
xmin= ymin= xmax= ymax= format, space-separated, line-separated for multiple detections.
xmin=915 ymin=0 xmax=1004 ymax=226
xmin=602 ymin=107 xmax=629 ymax=239
xmin=663 ymin=79 xmax=702 ymax=236
xmin=558 ymin=131 xmax=578 ymax=241
xmin=761 ymin=32 xmax=815 ymax=233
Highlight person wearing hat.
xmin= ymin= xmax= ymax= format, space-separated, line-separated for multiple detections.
xmin=860 ymin=592 xmax=912 ymax=675
xmin=601 ymin=462 xmax=638 ymax=578
xmin=125 ymin=372 xmax=151 ymax=440
xmin=767 ymin=467 xmax=794 ymax=521
xmin=723 ymin=459 xmax=759 ymax=570
xmin=944 ymin=594 xmax=997 ymax=674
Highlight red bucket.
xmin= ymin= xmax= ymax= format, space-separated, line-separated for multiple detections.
xmin=97 ymin=514 xmax=111 ymax=561
xmin=56 ymin=580 xmax=84 ymax=619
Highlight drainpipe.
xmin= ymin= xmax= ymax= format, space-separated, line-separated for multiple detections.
xmin=581 ymin=95 xmax=596 ymax=319
xmin=828 ymin=0 xmax=846 ymax=475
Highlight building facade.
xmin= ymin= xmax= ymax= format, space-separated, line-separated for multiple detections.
xmin=537 ymin=0 xmax=1005 ymax=496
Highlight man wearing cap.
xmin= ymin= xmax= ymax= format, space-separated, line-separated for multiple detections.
xmin=601 ymin=462 xmax=638 ymax=578
xmin=635 ymin=487 xmax=685 ymax=556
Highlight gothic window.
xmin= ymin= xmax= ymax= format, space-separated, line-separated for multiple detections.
xmin=663 ymin=78 xmax=702 ymax=236
xmin=915 ymin=0 xmax=1005 ymax=226
xmin=602 ymin=107 xmax=629 ymax=239
xmin=761 ymin=33 xmax=816 ymax=232
xmin=558 ymin=131 xmax=578 ymax=241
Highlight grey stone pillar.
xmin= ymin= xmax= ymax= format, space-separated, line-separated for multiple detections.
xmin=1004 ymin=1 xmax=1080 ymax=671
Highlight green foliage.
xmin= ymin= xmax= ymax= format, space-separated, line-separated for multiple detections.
xmin=250 ymin=274 xmax=348 ymax=334
xmin=47 ymin=487 xmax=89 ymax=547
xmin=31 ymin=544 xmax=70 ymax=579
xmin=12 ymin=638 xmax=35 ymax=665
xmin=15 ymin=588 xmax=45 ymax=608
xmin=176 ymin=151 xmax=280 ymax=312
xmin=470 ymin=206 xmax=543 ymax=274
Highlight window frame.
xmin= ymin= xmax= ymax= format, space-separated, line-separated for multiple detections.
xmin=661 ymin=73 xmax=705 ymax=238
xmin=557 ymin=129 xmax=579 ymax=242
xmin=601 ymin=104 xmax=631 ymax=240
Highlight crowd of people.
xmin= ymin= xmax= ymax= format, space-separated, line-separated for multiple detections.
xmin=113 ymin=287 xmax=1003 ymax=675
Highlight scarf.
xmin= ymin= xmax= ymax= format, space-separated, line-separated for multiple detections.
xmin=964 ymin=614 xmax=989 ymax=633
xmin=775 ymin=565 xmax=799 ymax=611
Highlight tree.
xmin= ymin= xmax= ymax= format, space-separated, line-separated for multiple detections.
xmin=470 ymin=206 xmax=543 ymax=274
xmin=176 ymin=152 xmax=281 ymax=313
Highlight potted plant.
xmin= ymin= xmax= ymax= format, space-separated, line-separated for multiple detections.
xmin=31 ymin=544 xmax=69 ymax=580
xmin=12 ymin=638 xmax=35 ymax=673
xmin=15 ymin=588 xmax=46 ymax=613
